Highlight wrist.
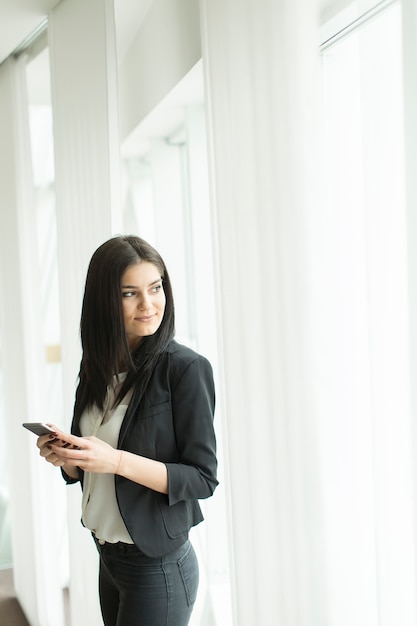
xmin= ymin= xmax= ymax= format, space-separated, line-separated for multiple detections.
xmin=115 ymin=450 xmax=124 ymax=475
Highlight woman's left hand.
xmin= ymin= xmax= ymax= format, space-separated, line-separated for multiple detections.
xmin=50 ymin=430 xmax=168 ymax=492
xmin=49 ymin=433 xmax=120 ymax=474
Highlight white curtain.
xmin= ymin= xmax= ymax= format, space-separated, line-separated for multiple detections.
xmin=318 ymin=3 xmax=416 ymax=623
xmin=199 ymin=1 xmax=326 ymax=624
xmin=48 ymin=0 xmax=121 ymax=623
xmin=403 ymin=0 xmax=417 ymax=422
xmin=200 ymin=0 xmax=417 ymax=624
xmin=0 ymin=55 xmax=66 ymax=626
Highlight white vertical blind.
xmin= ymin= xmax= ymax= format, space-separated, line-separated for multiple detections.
xmin=0 ymin=55 xmax=66 ymax=626
xmin=48 ymin=0 xmax=122 ymax=623
xmin=199 ymin=1 xmax=325 ymax=624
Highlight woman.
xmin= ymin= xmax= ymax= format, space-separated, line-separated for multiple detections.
xmin=37 ymin=235 xmax=218 ymax=626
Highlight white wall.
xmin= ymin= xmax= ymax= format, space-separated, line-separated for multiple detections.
xmin=118 ymin=0 xmax=201 ymax=140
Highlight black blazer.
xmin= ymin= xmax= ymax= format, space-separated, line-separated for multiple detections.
xmin=64 ymin=340 xmax=218 ymax=557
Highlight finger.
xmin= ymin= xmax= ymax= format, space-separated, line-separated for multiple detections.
xmin=46 ymin=423 xmax=59 ymax=431
xmin=40 ymin=444 xmax=64 ymax=461
xmin=52 ymin=431 xmax=83 ymax=449
xmin=39 ymin=444 xmax=55 ymax=459
xmin=49 ymin=443 xmax=84 ymax=463
xmin=47 ymin=452 xmax=65 ymax=467
xmin=40 ymin=447 xmax=62 ymax=466
xmin=37 ymin=432 xmax=59 ymax=449
xmin=51 ymin=456 xmax=65 ymax=467
xmin=52 ymin=440 xmax=79 ymax=450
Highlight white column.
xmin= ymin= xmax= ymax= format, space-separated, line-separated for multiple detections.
xmin=0 ymin=56 xmax=66 ymax=626
xmin=200 ymin=1 xmax=325 ymax=624
xmin=48 ymin=0 xmax=121 ymax=624
xmin=402 ymin=0 xmax=417 ymax=594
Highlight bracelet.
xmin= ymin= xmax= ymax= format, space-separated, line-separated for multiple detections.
xmin=115 ymin=450 xmax=123 ymax=475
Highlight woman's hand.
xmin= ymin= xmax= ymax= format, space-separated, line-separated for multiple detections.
xmin=44 ymin=429 xmax=120 ymax=474
xmin=37 ymin=425 xmax=168 ymax=492
xmin=37 ymin=426 xmax=63 ymax=467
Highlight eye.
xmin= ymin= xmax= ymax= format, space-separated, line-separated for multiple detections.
xmin=122 ymin=291 xmax=135 ymax=298
xmin=151 ymin=284 xmax=162 ymax=293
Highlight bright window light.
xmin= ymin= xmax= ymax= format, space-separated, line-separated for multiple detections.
xmin=319 ymin=3 xmax=415 ymax=624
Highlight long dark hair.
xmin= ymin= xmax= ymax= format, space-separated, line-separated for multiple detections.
xmin=73 ymin=235 xmax=175 ymax=422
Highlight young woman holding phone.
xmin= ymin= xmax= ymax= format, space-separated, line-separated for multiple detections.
xmin=36 ymin=235 xmax=218 ymax=626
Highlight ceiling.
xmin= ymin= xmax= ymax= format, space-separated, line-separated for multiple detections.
xmin=0 ymin=0 xmax=59 ymax=64
xmin=0 ymin=0 xmax=351 ymax=67
xmin=0 ymin=0 xmax=153 ymax=66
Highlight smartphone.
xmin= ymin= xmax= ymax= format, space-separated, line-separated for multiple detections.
xmin=22 ymin=422 xmax=56 ymax=436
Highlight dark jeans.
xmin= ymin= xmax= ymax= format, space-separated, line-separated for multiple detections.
xmin=95 ymin=538 xmax=199 ymax=626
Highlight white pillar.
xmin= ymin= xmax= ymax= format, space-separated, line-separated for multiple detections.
xmin=200 ymin=1 xmax=325 ymax=624
xmin=402 ymin=0 xmax=417 ymax=600
xmin=48 ymin=0 xmax=121 ymax=623
xmin=0 ymin=56 xmax=66 ymax=626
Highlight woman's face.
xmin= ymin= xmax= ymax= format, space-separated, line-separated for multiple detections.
xmin=121 ymin=261 xmax=166 ymax=350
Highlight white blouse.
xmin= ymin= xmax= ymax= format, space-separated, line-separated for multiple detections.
xmin=79 ymin=373 xmax=134 ymax=544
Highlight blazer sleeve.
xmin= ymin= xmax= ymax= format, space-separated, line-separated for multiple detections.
xmin=61 ymin=467 xmax=80 ymax=484
xmin=165 ymin=354 xmax=218 ymax=506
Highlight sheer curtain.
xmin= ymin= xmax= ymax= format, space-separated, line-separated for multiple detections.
xmin=200 ymin=0 xmax=417 ymax=624
xmin=0 ymin=325 xmax=11 ymax=570
xmin=0 ymin=54 xmax=67 ymax=626
xmin=49 ymin=0 xmax=121 ymax=623
xmin=318 ymin=3 xmax=416 ymax=624
xmin=200 ymin=0 xmax=326 ymax=624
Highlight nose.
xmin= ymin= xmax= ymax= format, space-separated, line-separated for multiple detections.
xmin=137 ymin=293 xmax=152 ymax=310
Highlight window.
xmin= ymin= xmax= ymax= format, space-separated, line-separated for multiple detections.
xmin=121 ymin=60 xmax=233 ymax=625
xmin=26 ymin=45 xmax=70 ymax=614
xmin=319 ymin=3 xmax=416 ymax=623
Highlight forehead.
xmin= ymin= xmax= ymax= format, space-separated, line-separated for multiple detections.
xmin=121 ymin=261 xmax=162 ymax=284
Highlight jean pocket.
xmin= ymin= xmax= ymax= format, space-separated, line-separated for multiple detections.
xmin=177 ymin=543 xmax=199 ymax=607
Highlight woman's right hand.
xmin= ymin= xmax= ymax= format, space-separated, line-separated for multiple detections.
xmin=37 ymin=431 xmax=62 ymax=466
xmin=36 ymin=426 xmax=79 ymax=478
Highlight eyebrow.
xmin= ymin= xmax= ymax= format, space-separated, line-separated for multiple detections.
xmin=121 ymin=278 xmax=162 ymax=289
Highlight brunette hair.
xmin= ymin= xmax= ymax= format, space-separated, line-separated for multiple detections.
xmin=73 ymin=235 xmax=175 ymax=421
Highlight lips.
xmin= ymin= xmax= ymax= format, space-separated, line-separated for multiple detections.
xmin=135 ymin=315 xmax=155 ymax=322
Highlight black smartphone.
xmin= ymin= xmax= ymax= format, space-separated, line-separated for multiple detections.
xmin=22 ymin=422 xmax=56 ymax=436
